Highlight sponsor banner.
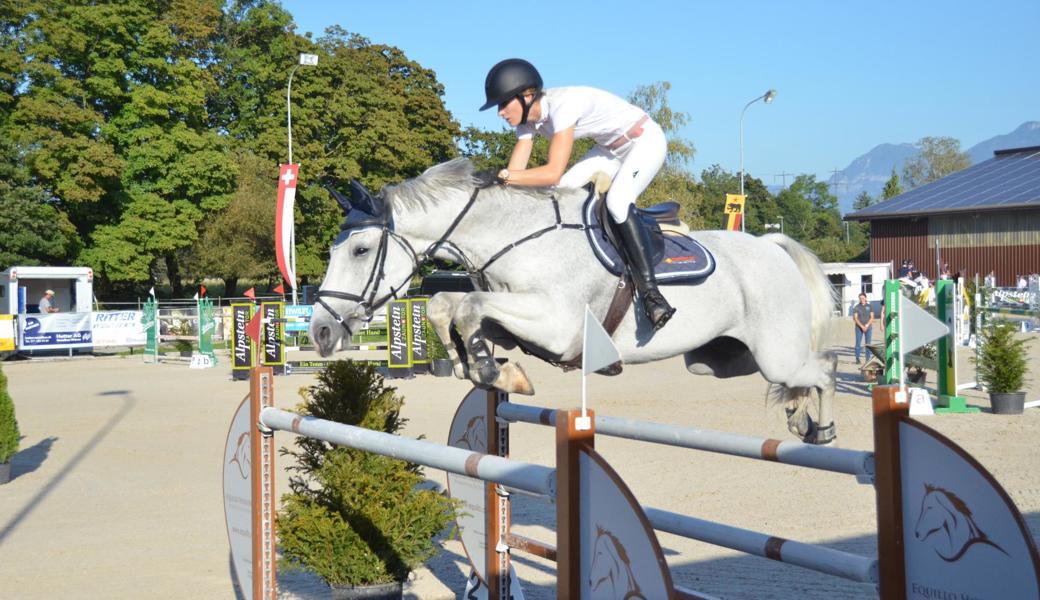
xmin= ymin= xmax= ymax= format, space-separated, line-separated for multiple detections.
xmin=283 ymin=304 xmax=312 ymax=332
xmin=0 ymin=315 xmax=14 ymax=352
xmin=91 ymin=311 xmax=147 ymax=347
xmin=260 ymin=302 xmax=285 ymax=368
xmin=18 ymin=312 xmax=93 ymax=349
xmin=231 ymin=303 xmax=255 ymax=378
xmin=409 ymin=298 xmax=429 ymax=365
xmin=387 ymin=299 xmax=411 ymax=371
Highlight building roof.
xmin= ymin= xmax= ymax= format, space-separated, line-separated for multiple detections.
xmin=845 ymin=145 xmax=1040 ymax=221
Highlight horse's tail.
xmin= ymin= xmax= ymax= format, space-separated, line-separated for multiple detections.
xmin=761 ymin=233 xmax=836 ymax=352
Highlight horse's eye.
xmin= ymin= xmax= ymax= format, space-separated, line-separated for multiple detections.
xmin=354 ymin=247 xmax=369 ymax=257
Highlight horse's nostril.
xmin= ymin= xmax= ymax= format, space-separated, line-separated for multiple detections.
xmin=317 ymin=326 xmax=330 ymax=345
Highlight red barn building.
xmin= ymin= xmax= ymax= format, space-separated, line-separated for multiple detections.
xmin=846 ymin=146 xmax=1040 ymax=286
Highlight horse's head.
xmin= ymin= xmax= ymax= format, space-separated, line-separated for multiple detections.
xmin=310 ymin=179 xmax=418 ymax=356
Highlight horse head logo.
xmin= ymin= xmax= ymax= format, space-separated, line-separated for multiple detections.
xmin=452 ymin=415 xmax=487 ymax=452
xmin=914 ymin=483 xmax=1008 ymax=562
xmin=228 ymin=432 xmax=251 ymax=479
xmin=588 ymin=524 xmax=645 ymax=599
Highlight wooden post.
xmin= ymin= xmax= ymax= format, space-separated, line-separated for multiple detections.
xmin=872 ymin=385 xmax=907 ymax=600
xmin=556 ymin=408 xmax=595 ymax=598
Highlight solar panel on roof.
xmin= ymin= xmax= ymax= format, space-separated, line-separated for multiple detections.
xmin=846 ymin=146 xmax=1040 ymax=220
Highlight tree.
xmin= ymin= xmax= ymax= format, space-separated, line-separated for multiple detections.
xmin=881 ymin=167 xmax=903 ymax=199
xmin=852 ymin=191 xmax=875 ymax=211
xmin=902 ymin=136 xmax=970 ymax=189
xmin=181 ymin=152 xmax=277 ymax=294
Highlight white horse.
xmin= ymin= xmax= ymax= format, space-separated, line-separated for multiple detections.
xmin=310 ymin=159 xmax=838 ymax=443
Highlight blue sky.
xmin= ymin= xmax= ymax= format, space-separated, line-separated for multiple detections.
xmin=281 ymin=0 xmax=1039 ymax=185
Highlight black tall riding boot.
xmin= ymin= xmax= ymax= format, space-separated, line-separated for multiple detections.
xmin=615 ymin=208 xmax=676 ymax=331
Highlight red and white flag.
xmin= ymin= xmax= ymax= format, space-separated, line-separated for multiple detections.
xmin=243 ymin=287 xmax=256 ymax=300
xmin=276 ymin=164 xmax=300 ymax=292
xmin=273 ymin=283 xmax=285 ymax=295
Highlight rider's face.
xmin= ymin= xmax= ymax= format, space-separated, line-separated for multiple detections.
xmin=497 ymin=93 xmax=535 ymax=127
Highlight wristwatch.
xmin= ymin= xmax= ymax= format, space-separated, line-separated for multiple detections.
xmin=497 ymin=168 xmax=510 ymax=184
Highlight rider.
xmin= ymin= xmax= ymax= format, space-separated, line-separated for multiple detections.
xmin=479 ymin=58 xmax=675 ymax=331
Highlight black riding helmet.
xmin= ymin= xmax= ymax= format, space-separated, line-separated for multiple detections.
xmin=479 ymin=58 xmax=543 ymax=125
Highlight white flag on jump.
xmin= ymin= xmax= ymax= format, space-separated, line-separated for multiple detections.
xmin=148 ymin=286 xmax=156 ymax=298
xmin=582 ymin=305 xmax=620 ymax=374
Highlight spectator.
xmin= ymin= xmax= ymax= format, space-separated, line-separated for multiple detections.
xmin=1017 ymin=274 xmax=1028 ymax=289
xmin=852 ymin=293 xmax=875 ymax=365
xmin=38 ymin=289 xmax=59 ymax=313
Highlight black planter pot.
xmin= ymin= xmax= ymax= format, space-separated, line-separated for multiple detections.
xmin=0 ymin=462 xmax=11 ymax=485
xmin=430 ymin=358 xmax=454 ymax=377
xmin=330 ymin=581 xmax=403 ymax=600
xmin=990 ymin=391 xmax=1026 ymax=415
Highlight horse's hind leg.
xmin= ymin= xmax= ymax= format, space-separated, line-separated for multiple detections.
xmin=812 ymin=351 xmax=838 ymax=444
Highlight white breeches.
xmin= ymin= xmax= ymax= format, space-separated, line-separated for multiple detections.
xmin=558 ymin=119 xmax=667 ymax=223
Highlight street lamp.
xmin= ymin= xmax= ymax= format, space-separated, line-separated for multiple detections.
xmin=739 ymin=88 xmax=777 ymax=232
xmin=284 ymin=53 xmax=318 ymax=306
xmin=287 ymin=53 xmax=319 ymax=165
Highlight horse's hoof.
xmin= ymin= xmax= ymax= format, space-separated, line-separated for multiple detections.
xmin=808 ymin=422 xmax=837 ymax=445
xmin=493 ymin=362 xmax=535 ymax=395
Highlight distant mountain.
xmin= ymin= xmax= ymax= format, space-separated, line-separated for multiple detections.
xmin=831 ymin=121 xmax=1040 ymax=214
xmin=966 ymin=121 xmax=1040 ymax=164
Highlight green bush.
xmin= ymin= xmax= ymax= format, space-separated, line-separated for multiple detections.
xmin=276 ymin=361 xmax=457 ymax=586
xmin=426 ymin=325 xmax=449 ymax=360
xmin=974 ymin=319 xmax=1032 ymax=393
xmin=0 ymin=364 xmax=20 ymax=464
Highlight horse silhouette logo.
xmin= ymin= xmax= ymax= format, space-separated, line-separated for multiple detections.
xmin=452 ymin=415 xmax=487 ymax=452
xmin=228 ymin=432 xmax=251 ymax=479
xmin=589 ymin=525 xmax=646 ymax=599
xmin=914 ymin=483 xmax=1008 ymax=561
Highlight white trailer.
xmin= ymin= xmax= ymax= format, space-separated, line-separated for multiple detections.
xmin=0 ymin=266 xmax=94 ymax=314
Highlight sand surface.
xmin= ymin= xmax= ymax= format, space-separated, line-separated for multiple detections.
xmin=2 ymin=321 xmax=1038 ymax=599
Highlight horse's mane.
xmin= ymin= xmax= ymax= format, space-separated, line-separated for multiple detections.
xmin=384 ymin=158 xmax=585 ymax=212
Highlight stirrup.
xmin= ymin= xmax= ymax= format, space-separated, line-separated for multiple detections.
xmin=643 ymin=290 xmax=675 ymax=331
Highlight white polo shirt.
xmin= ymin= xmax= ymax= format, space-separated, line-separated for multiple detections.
xmin=516 ymin=86 xmax=646 ymax=147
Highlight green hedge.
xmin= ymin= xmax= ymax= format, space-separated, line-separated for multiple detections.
xmin=0 ymin=364 xmax=19 ymax=464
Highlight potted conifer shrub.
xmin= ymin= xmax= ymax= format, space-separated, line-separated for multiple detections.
xmin=427 ymin=327 xmax=454 ymax=378
xmin=973 ymin=319 xmax=1032 ymax=415
xmin=0 ymin=364 xmax=20 ymax=484
xmin=276 ymin=360 xmax=457 ymax=599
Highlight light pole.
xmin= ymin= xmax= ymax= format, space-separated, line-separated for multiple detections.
xmin=287 ymin=53 xmax=319 ymax=165
xmin=285 ymin=53 xmax=318 ymax=305
xmin=739 ymin=88 xmax=777 ymax=232
xmin=779 ymin=215 xmax=784 ymax=235
xmin=844 ymin=221 xmax=850 ymax=244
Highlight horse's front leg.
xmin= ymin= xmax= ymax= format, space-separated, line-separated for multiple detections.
xmin=452 ymin=291 xmax=584 ymax=395
xmin=427 ymin=292 xmax=470 ymax=379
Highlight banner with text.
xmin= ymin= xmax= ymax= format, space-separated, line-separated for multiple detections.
xmin=18 ymin=312 xmax=93 ymax=350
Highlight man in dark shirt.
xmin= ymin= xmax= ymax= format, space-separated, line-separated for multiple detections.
xmin=852 ymin=293 xmax=874 ymax=364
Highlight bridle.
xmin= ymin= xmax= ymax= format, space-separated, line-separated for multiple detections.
xmin=314 ymin=183 xmax=488 ymax=336
xmin=314 ymin=178 xmax=591 ymax=338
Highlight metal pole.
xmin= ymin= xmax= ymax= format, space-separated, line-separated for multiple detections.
xmin=738 ymin=90 xmax=776 ymax=233
xmin=496 ymin=402 xmax=874 ymax=480
xmin=287 ymin=64 xmax=300 ymax=165
xmin=260 ymin=407 xmax=556 ymax=497
xmin=779 ymin=215 xmax=784 ymax=235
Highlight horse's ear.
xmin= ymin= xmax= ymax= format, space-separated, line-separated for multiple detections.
xmin=349 ymin=179 xmax=383 ymax=216
xmin=324 ymin=183 xmax=352 ymax=215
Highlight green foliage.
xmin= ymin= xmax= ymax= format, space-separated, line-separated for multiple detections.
xmin=852 ymin=191 xmax=875 ymax=211
xmin=973 ymin=320 xmax=1031 ymax=393
xmin=425 ymin=325 xmax=449 ymax=360
xmin=0 ymin=364 xmax=19 ymax=464
xmin=902 ymin=137 xmax=971 ymax=190
xmin=277 ymin=361 xmax=457 ymax=585
xmin=881 ymin=168 xmax=903 ymax=199
xmin=627 ymin=81 xmax=695 ymax=170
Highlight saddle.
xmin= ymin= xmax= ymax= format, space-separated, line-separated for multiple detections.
xmin=581 ymin=186 xmax=715 ymax=283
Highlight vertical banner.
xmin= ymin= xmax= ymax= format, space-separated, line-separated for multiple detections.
xmin=724 ymin=194 xmax=746 ymax=231
xmin=386 ymin=299 xmax=412 ymax=377
xmin=409 ymin=298 xmax=429 ymax=372
xmin=275 ymin=164 xmax=300 ymax=295
xmin=143 ymin=299 xmax=158 ymax=363
xmin=260 ymin=301 xmax=285 ymax=375
xmin=232 ymin=303 xmax=256 ymax=381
